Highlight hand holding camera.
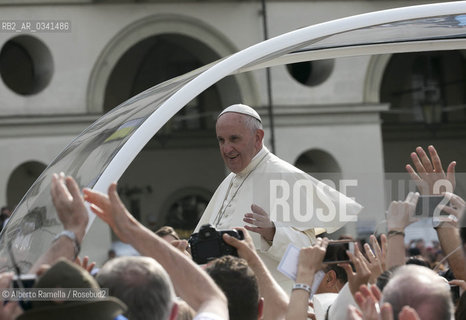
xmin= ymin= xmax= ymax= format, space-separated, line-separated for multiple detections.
xmin=189 ymin=224 xmax=244 ymax=265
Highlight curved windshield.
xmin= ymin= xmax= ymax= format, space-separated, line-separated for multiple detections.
xmin=0 ymin=72 xmax=199 ymax=272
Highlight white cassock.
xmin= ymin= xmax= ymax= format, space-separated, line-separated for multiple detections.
xmin=195 ymin=146 xmax=362 ymax=290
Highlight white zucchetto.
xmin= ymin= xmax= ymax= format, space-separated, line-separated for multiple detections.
xmin=217 ymin=104 xmax=262 ymax=123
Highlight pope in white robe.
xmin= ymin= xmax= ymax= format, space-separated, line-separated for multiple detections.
xmin=195 ymin=104 xmax=362 ymax=290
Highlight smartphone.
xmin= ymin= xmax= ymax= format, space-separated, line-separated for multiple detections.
xmin=323 ymin=240 xmax=354 ymax=264
xmin=414 ymin=195 xmax=446 ymax=217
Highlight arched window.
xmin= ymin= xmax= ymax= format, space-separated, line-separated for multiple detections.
xmin=7 ymin=161 xmax=46 ymax=209
xmin=294 ymin=149 xmax=342 ymax=186
xmin=381 ymin=51 xmax=466 ymax=126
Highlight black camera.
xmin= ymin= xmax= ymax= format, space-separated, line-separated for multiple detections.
xmin=189 ymin=224 xmax=244 ymax=264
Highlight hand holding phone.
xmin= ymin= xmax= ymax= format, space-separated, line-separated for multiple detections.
xmin=323 ymin=240 xmax=355 ymax=264
xmin=415 ymin=195 xmax=448 ymax=217
xmin=387 ymin=192 xmax=420 ymax=231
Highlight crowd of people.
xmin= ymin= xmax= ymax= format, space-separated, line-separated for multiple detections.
xmin=0 ymin=104 xmax=464 ymax=320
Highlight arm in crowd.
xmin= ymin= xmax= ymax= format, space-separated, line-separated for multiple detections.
xmin=327 ymin=242 xmax=372 ymax=320
xmin=406 ymin=145 xmax=466 ymax=279
xmin=285 ymin=238 xmax=328 ymax=320
xmin=435 ymin=192 xmax=466 ymax=280
xmin=385 ymin=192 xmax=419 ymax=270
xmin=83 ymin=181 xmax=229 ymax=319
xmin=29 ymin=173 xmax=88 ymax=274
xmin=223 ymin=227 xmax=289 ymax=320
xmin=340 ymin=243 xmax=372 ymax=297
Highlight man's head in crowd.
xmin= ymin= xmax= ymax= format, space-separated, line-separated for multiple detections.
xmin=315 ymin=263 xmax=347 ymax=294
xmin=18 ymin=258 xmax=126 ymax=320
xmin=0 ymin=206 xmax=11 ymax=217
xmin=155 ymin=226 xmax=180 ymax=242
xmin=97 ymin=256 xmax=177 ymax=320
xmin=315 ymin=241 xmax=348 ymax=294
xmin=205 ymin=255 xmax=263 ymax=320
xmin=382 ymin=264 xmax=453 ymax=320
xmin=216 ymin=104 xmax=264 ymax=174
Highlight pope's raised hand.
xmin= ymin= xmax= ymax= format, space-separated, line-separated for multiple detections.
xmin=243 ymin=204 xmax=276 ymax=242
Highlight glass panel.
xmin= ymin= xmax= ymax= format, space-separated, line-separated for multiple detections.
xmin=297 ymin=15 xmax=466 ymax=52
xmin=0 ymin=71 xmax=199 ymax=272
xmin=243 ymin=14 xmax=466 ymax=70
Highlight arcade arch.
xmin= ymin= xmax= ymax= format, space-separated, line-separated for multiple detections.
xmin=7 ymin=161 xmax=46 ymax=209
xmin=294 ymin=148 xmax=342 ymax=186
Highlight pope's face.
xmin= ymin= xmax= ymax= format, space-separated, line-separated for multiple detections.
xmin=216 ymin=113 xmax=263 ymax=174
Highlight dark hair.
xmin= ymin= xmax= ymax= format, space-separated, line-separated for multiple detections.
xmin=376 ymin=266 xmax=400 ymax=291
xmin=324 ymin=263 xmax=347 ymax=284
xmin=155 ymin=226 xmax=180 ymax=240
xmin=205 ymin=255 xmax=259 ymax=320
xmin=408 ymin=247 xmax=421 ymax=256
xmin=406 ymin=256 xmax=431 ymax=268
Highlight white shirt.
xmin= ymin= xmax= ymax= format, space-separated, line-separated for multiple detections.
xmin=196 ymin=146 xmax=362 ymax=290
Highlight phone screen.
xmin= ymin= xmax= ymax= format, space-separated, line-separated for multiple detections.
xmin=323 ymin=240 xmax=354 ymax=264
xmin=414 ymin=195 xmax=446 ymax=217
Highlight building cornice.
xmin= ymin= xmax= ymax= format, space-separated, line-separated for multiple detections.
xmin=0 ymin=114 xmax=100 ymax=138
xmin=258 ymin=103 xmax=389 ymax=127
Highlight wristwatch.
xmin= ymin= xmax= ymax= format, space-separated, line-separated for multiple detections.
xmin=53 ymin=230 xmax=81 ymax=258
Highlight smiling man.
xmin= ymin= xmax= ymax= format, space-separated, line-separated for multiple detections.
xmin=195 ymin=104 xmax=362 ymax=289
xmin=216 ymin=111 xmax=262 ymax=174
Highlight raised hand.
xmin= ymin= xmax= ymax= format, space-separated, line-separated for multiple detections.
xmin=243 ymin=204 xmax=275 ymax=242
xmin=406 ymin=145 xmax=455 ymax=195
xmin=296 ymin=237 xmax=329 ymax=284
xmin=51 ymin=173 xmax=89 ymax=243
xmin=339 ymin=243 xmax=372 ymax=296
xmin=349 ymin=284 xmax=394 ymax=320
xmin=75 ymin=256 xmax=96 ymax=273
xmin=83 ymin=183 xmax=139 ymax=243
xmin=387 ymin=192 xmax=419 ymax=232
xmin=435 ymin=192 xmax=465 ymax=228
xmin=364 ymin=234 xmax=387 ymax=284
